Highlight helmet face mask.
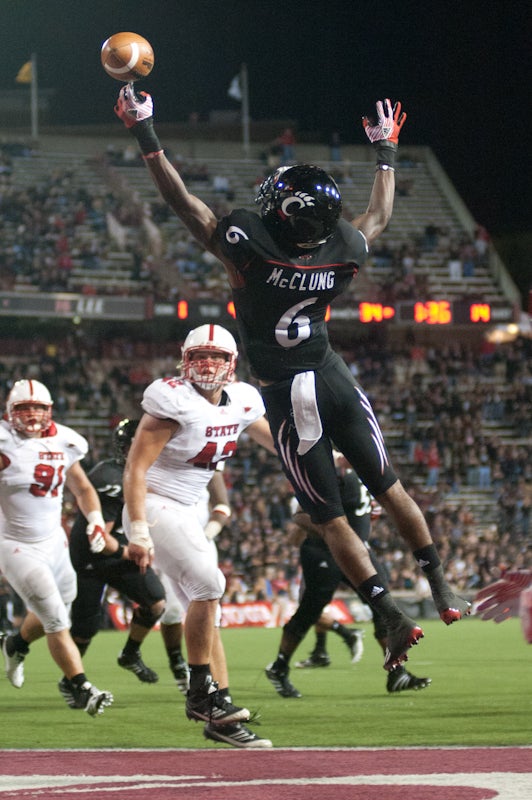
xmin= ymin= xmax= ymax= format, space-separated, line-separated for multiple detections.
xmin=7 ymin=379 xmax=53 ymax=437
xmin=182 ymin=324 xmax=238 ymax=391
xmin=113 ymin=418 xmax=139 ymax=464
xmin=256 ymin=164 xmax=342 ymax=253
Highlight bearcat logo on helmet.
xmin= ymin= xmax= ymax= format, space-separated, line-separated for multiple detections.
xmin=256 ymin=165 xmax=342 ymax=251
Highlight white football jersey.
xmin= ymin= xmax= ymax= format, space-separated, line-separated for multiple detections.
xmin=0 ymin=419 xmax=88 ymax=543
xmin=141 ymin=377 xmax=265 ymax=505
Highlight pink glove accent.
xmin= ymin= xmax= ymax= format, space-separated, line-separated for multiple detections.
xmin=114 ymin=82 xmax=154 ymax=129
xmin=475 ymin=570 xmax=532 ymax=623
xmin=363 ymin=99 xmax=407 ymax=144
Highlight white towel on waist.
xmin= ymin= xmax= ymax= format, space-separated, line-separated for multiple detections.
xmin=291 ymin=371 xmax=323 ymax=456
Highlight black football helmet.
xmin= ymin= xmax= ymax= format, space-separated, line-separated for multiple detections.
xmin=113 ymin=418 xmax=139 ymax=464
xmin=255 ymin=164 xmax=342 ymax=252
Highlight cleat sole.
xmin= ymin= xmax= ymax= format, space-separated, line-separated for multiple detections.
xmin=384 ymin=625 xmax=424 ymax=671
xmin=440 ymin=603 xmax=472 ymax=625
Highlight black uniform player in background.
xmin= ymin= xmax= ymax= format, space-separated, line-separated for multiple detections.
xmin=68 ymin=420 xmax=170 ymax=686
xmin=115 ymin=87 xmax=470 ymax=671
xmin=266 ymin=457 xmax=431 ymax=697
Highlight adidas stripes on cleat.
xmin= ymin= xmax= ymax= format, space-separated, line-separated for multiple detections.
xmin=186 ymin=676 xmax=250 ymax=725
xmin=204 ymin=721 xmax=273 ymax=748
xmin=265 ymin=662 xmax=302 ymax=697
xmin=387 ymin=666 xmax=432 ymax=693
xmin=118 ymin=650 xmax=159 ymax=683
xmin=58 ymin=677 xmax=80 ymax=709
xmin=58 ymin=677 xmax=114 ymax=714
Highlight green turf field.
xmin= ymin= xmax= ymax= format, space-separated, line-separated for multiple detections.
xmin=1 ymin=617 xmax=530 ymax=749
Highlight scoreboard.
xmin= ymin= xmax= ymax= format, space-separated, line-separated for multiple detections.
xmin=339 ymin=300 xmax=515 ymax=326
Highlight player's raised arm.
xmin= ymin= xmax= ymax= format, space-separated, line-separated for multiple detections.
xmin=114 ymin=84 xmax=223 ymax=258
xmin=352 ymin=99 xmax=407 ymax=244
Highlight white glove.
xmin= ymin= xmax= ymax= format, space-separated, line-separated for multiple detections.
xmin=114 ymin=82 xmax=154 ymax=129
xmin=86 ymin=511 xmax=106 ymax=554
xmin=128 ymin=520 xmax=154 ymax=552
xmin=204 ymin=503 xmax=231 ymax=541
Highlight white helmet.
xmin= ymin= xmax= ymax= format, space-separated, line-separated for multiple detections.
xmin=182 ymin=324 xmax=238 ymax=390
xmin=7 ymin=379 xmax=53 ymax=436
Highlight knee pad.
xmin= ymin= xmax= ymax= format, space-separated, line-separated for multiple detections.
xmin=70 ymin=612 xmax=102 ymax=642
xmin=132 ymin=603 xmax=164 ymax=630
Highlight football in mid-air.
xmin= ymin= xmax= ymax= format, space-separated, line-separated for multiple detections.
xmin=100 ymin=32 xmax=154 ymax=82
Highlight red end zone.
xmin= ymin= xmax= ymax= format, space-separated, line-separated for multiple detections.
xmin=0 ymin=747 xmax=531 ymax=800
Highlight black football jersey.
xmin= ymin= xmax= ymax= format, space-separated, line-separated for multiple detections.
xmin=216 ymin=210 xmax=367 ymax=381
xmin=69 ymin=458 xmax=126 ymax=566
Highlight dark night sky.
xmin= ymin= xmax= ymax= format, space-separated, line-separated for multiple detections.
xmin=2 ymin=0 xmax=531 ymax=295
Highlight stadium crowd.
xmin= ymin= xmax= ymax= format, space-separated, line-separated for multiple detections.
xmin=0 ymin=144 xmax=494 ymax=306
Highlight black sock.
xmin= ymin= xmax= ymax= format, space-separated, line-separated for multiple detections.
xmin=167 ymin=647 xmax=184 ymax=666
xmin=315 ymin=632 xmax=327 ymax=651
xmin=70 ymin=673 xmax=88 ymax=689
xmin=274 ymin=652 xmax=289 ymax=671
xmin=413 ymin=544 xmax=441 ymax=573
xmin=330 ymin=621 xmax=350 ymax=641
xmin=189 ymin=663 xmax=211 ymax=694
xmin=357 ymin=575 xmax=390 ymax=607
xmin=9 ymin=633 xmax=30 ymax=656
xmin=122 ymin=636 xmax=141 ymax=657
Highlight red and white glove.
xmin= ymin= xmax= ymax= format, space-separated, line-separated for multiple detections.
xmin=114 ymin=82 xmax=154 ymax=129
xmin=363 ymin=99 xmax=406 ymax=145
xmin=475 ymin=570 xmax=532 ymax=623
xmin=86 ymin=511 xmax=107 ymax=554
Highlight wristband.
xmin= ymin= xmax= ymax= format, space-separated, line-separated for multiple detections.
xmin=112 ymin=542 xmax=125 ymax=560
xmin=212 ymin=504 xmax=231 ymax=519
xmin=130 ymin=118 xmax=162 ymax=156
xmin=143 ymin=150 xmax=164 ymax=160
xmin=129 ymin=520 xmax=154 ymax=551
xmin=374 ymin=140 xmax=397 ymax=167
xmin=376 ymin=164 xmax=395 ymax=172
